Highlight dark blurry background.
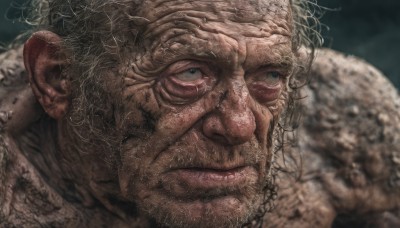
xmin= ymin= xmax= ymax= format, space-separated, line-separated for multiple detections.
xmin=0 ymin=0 xmax=399 ymax=89
xmin=319 ymin=0 xmax=400 ymax=89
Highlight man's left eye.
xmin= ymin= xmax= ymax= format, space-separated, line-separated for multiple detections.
xmin=260 ymin=71 xmax=282 ymax=86
xmin=247 ymin=70 xmax=285 ymax=104
xmin=174 ymin=68 xmax=203 ymax=82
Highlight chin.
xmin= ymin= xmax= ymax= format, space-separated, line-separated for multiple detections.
xmin=139 ymin=192 xmax=265 ymax=228
xmin=119 ymin=161 xmax=273 ymax=227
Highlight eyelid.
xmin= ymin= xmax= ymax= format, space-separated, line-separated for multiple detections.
xmin=163 ymin=60 xmax=214 ymax=78
xmin=246 ymin=68 xmax=290 ymax=87
xmin=168 ymin=73 xmax=206 ymax=86
xmin=256 ymin=67 xmax=289 ymax=77
xmin=250 ymin=63 xmax=293 ymax=75
xmin=158 ymin=60 xmax=217 ymax=105
xmin=173 ymin=68 xmax=204 ymax=82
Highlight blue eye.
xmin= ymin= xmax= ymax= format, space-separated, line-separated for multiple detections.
xmin=263 ymin=71 xmax=281 ymax=86
xmin=175 ymin=68 xmax=203 ymax=82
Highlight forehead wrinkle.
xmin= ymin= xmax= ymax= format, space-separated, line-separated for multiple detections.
xmin=140 ymin=2 xmax=292 ymax=39
xmin=140 ymin=8 xmax=291 ymax=57
xmin=140 ymin=0 xmax=290 ymax=22
xmin=142 ymin=0 xmax=229 ymax=21
xmin=141 ymin=11 xmax=291 ymax=43
xmin=134 ymin=0 xmax=293 ymax=74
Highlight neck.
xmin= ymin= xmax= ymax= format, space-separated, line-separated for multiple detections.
xmin=15 ymin=112 xmax=159 ymax=226
xmin=15 ymin=115 xmax=91 ymax=203
xmin=15 ymin=115 xmax=151 ymax=226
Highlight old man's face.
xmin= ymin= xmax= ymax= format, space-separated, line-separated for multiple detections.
xmin=83 ymin=0 xmax=293 ymax=227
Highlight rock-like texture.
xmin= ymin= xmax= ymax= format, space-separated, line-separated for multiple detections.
xmin=266 ymin=49 xmax=400 ymax=227
xmin=0 ymin=47 xmax=399 ymax=227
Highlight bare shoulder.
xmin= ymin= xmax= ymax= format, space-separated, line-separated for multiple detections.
xmin=305 ymin=48 xmax=400 ymax=198
xmin=307 ymin=48 xmax=400 ymax=225
xmin=0 ymin=47 xmax=43 ymax=135
xmin=0 ymin=47 xmax=27 ymax=90
xmin=266 ymin=48 xmax=400 ymax=227
xmin=0 ymin=48 xmax=29 ymax=219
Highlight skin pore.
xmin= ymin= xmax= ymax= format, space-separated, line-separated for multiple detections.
xmin=23 ymin=0 xmax=295 ymax=227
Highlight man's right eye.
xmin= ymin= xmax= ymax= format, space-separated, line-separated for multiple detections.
xmin=174 ymin=68 xmax=203 ymax=82
xmin=157 ymin=61 xmax=216 ymax=105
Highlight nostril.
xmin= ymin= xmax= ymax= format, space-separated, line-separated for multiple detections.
xmin=202 ymin=114 xmax=255 ymax=145
xmin=210 ymin=132 xmax=229 ymax=145
xmin=203 ymin=115 xmax=227 ymax=142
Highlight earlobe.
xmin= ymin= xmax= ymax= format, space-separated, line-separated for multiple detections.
xmin=23 ymin=31 xmax=70 ymax=119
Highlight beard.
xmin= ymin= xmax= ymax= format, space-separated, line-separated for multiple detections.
xmin=139 ymin=174 xmax=278 ymax=228
xmin=117 ymin=123 xmax=279 ymax=228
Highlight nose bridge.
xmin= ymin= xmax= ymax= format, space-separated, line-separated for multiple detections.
xmin=220 ymin=79 xmax=249 ymax=116
xmin=217 ymin=79 xmax=256 ymax=144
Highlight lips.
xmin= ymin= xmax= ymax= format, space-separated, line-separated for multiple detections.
xmin=161 ymin=165 xmax=258 ymax=199
xmin=175 ymin=166 xmax=249 ymax=186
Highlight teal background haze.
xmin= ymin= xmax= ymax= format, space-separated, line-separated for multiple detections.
xmin=0 ymin=0 xmax=399 ymax=89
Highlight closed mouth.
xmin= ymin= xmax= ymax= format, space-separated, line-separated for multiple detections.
xmin=165 ymin=165 xmax=257 ymax=191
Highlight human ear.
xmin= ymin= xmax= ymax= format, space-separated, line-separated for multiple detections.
xmin=23 ymin=31 xmax=70 ymax=120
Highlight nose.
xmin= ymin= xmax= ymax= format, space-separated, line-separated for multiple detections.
xmin=202 ymin=83 xmax=256 ymax=145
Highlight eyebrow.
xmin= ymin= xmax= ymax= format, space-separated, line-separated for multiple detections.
xmin=243 ymin=45 xmax=295 ymax=71
xmin=146 ymin=31 xmax=295 ymax=74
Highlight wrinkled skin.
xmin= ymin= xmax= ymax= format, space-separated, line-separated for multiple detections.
xmin=109 ymin=1 xmax=292 ymax=226
xmin=2 ymin=0 xmax=400 ymax=228
xmin=3 ymin=46 xmax=400 ymax=228
xmin=24 ymin=0 xmax=294 ymax=227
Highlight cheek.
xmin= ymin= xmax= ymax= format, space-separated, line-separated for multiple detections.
xmin=117 ymin=144 xmax=163 ymax=199
xmin=115 ymin=106 xmax=209 ymax=198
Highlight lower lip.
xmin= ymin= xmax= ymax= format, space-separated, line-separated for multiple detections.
xmin=169 ymin=166 xmax=256 ymax=189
